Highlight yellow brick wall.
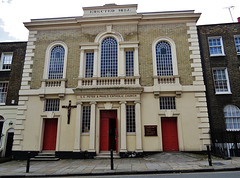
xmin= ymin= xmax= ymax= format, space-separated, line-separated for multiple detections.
xmin=31 ymin=23 xmax=193 ymax=89
xmin=138 ymin=23 xmax=193 ymax=86
xmin=113 ymin=24 xmax=138 ymax=41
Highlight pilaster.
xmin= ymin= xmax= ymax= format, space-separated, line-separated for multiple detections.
xmin=135 ymin=100 xmax=143 ymax=152
xmin=88 ymin=101 xmax=96 ymax=152
xmin=73 ymin=102 xmax=82 ymax=152
xmin=120 ymin=101 xmax=127 ymax=152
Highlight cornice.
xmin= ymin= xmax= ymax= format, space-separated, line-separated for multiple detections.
xmin=24 ymin=10 xmax=200 ymax=30
xmin=76 ymin=15 xmax=142 ymax=23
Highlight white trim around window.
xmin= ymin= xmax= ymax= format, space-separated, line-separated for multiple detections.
xmin=224 ymin=105 xmax=240 ymax=131
xmin=0 ymin=52 xmax=13 ymax=71
xmin=234 ymin=35 xmax=240 ymax=55
xmin=0 ymin=82 xmax=8 ymax=105
xmin=152 ymin=37 xmax=178 ymax=77
xmin=212 ymin=68 xmax=231 ymax=95
xmin=43 ymin=41 xmax=68 ymax=79
xmin=79 ymin=32 xmax=139 ymax=79
xmin=208 ymin=36 xmax=225 ymax=56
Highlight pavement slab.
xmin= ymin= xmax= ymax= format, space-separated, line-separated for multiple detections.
xmin=0 ymin=152 xmax=240 ymax=176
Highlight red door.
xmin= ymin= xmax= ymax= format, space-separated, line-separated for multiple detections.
xmin=161 ymin=117 xmax=179 ymax=151
xmin=100 ymin=110 xmax=117 ymax=151
xmin=100 ymin=118 xmax=109 ymax=151
xmin=43 ymin=119 xmax=58 ymax=150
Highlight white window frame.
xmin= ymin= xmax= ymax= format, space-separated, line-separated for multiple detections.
xmin=44 ymin=99 xmax=60 ymax=112
xmin=212 ymin=68 xmax=231 ymax=94
xmin=224 ymin=105 xmax=240 ymax=131
xmin=208 ymin=36 xmax=225 ymax=56
xmin=0 ymin=52 xmax=13 ymax=71
xmin=100 ymin=37 xmax=118 ymax=77
xmin=125 ymin=50 xmax=134 ymax=77
xmin=0 ymin=82 xmax=8 ymax=105
xmin=234 ymin=35 xmax=240 ymax=55
xmin=126 ymin=105 xmax=136 ymax=133
xmin=43 ymin=41 xmax=68 ymax=80
xmin=159 ymin=96 xmax=176 ymax=110
xmin=79 ymin=30 xmax=139 ymax=81
xmin=84 ymin=52 xmax=94 ymax=78
xmin=81 ymin=105 xmax=91 ymax=133
xmin=152 ymin=37 xmax=178 ymax=77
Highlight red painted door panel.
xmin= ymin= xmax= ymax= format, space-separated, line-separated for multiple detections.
xmin=100 ymin=118 xmax=109 ymax=151
xmin=115 ymin=118 xmax=117 ymax=152
xmin=100 ymin=110 xmax=117 ymax=151
xmin=43 ymin=119 xmax=58 ymax=150
xmin=161 ymin=118 xmax=179 ymax=151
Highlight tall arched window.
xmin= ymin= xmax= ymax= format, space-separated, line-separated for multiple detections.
xmin=155 ymin=41 xmax=173 ymax=76
xmin=101 ymin=37 xmax=118 ymax=77
xmin=224 ymin=105 xmax=240 ymax=131
xmin=48 ymin=45 xmax=65 ymax=79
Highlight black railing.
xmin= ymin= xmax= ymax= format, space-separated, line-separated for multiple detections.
xmin=211 ymin=131 xmax=240 ymax=158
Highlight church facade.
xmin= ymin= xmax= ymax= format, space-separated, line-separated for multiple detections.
xmin=12 ymin=4 xmax=210 ymax=159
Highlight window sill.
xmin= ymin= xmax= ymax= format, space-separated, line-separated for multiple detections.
xmin=215 ymin=92 xmax=232 ymax=95
xmin=81 ymin=133 xmax=90 ymax=135
xmin=210 ymin=54 xmax=226 ymax=57
xmin=0 ymin=69 xmax=11 ymax=71
xmin=226 ymin=129 xmax=240 ymax=132
xmin=0 ymin=103 xmax=6 ymax=106
xmin=127 ymin=133 xmax=136 ymax=136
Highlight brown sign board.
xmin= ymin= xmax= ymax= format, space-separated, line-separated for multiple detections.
xmin=144 ymin=125 xmax=158 ymax=136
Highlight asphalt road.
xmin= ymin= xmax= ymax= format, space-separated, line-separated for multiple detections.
xmin=70 ymin=171 xmax=240 ymax=178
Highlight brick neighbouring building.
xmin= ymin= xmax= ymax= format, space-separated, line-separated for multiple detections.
xmin=12 ymin=4 xmax=210 ymax=159
xmin=198 ymin=22 xmax=240 ymax=157
xmin=0 ymin=42 xmax=27 ymax=158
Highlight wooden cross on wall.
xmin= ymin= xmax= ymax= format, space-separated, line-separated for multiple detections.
xmin=62 ymin=100 xmax=77 ymax=124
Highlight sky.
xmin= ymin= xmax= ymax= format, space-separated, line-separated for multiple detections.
xmin=0 ymin=0 xmax=240 ymax=42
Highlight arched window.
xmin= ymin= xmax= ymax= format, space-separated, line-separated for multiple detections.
xmin=101 ymin=37 xmax=118 ymax=77
xmin=48 ymin=45 xmax=65 ymax=79
xmin=224 ymin=105 xmax=240 ymax=131
xmin=155 ymin=41 xmax=173 ymax=76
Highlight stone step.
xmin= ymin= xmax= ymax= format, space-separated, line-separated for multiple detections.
xmin=35 ymin=155 xmax=56 ymax=158
xmin=95 ymin=151 xmax=120 ymax=159
xmin=30 ymin=152 xmax=60 ymax=161
xmin=95 ymin=155 xmax=120 ymax=159
xmin=30 ymin=157 xmax=60 ymax=161
xmin=37 ymin=153 xmax=55 ymax=157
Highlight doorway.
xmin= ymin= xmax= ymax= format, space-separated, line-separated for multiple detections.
xmin=5 ymin=130 xmax=14 ymax=157
xmin=42 ymin=119 xmax=58 ymax=151
xmin=161 ymin=117 xmax=179 ymax=151
xmin=100 ymin=110 xmax=117 ymax=152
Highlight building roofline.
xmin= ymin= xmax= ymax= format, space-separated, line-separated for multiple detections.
xmin=197 ymin=21 xmax=240 ymax=27
xmin=0 ymin=41 xmax=27 ymax=44
xmin=24 ymin=9 xmax=200 ymax=28
xmin=138 ymin=10 xmax=195 ymax=15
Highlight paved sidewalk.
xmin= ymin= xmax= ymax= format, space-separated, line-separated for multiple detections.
xmin=0 ymin=152 xmax=240 ymax=177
